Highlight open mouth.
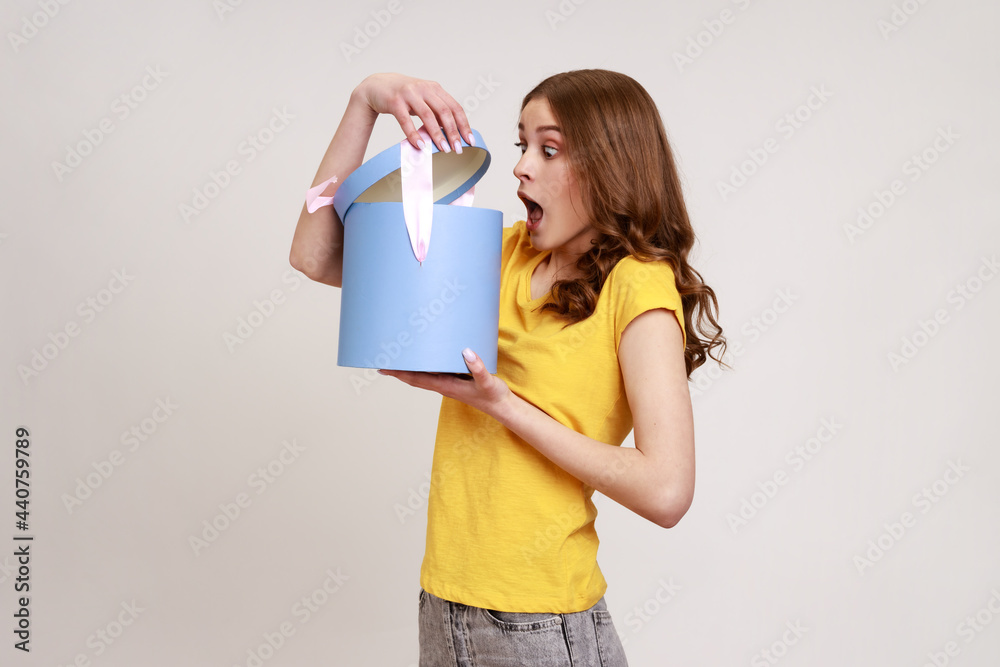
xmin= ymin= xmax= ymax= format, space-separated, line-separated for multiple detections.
xmin=518 ymin=192 xmax=544 ymax=230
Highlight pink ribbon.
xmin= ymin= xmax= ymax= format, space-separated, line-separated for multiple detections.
xmin=305 ymin=174 xmax=339 ymax=213
xmin=400 ymin=127 xmax=474 ymax=263
xmin=401 ymin=128 xmax=434 ymax=263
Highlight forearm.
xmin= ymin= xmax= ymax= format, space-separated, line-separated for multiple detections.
xmin=289 ymin=87 xmax=377 ymax=287
xmin=291 ymin=74 xmax=474 ymax=286
xmin=492 ymin=392 xmax=689 ymax=528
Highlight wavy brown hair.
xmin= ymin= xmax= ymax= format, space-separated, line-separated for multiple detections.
xmin=522 ymin=69 xmax=727 ymax=377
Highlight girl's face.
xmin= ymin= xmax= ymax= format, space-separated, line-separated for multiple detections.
xmin=514 ymin=98 xmax=596 ymax=256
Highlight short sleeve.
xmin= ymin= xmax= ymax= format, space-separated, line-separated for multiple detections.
xmin=610 ymin=256 xmax=686 ymax=352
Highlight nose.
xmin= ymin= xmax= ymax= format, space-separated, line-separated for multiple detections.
xmin=513 ymin=150 xmax=532 ymax=182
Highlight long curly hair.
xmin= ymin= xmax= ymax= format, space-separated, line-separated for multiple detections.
xmin=521 ymin=69 xmax=727 ymax=377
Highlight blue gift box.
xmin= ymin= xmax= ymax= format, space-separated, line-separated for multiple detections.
xmin=332 ymin=129 xmax=502 ymax=373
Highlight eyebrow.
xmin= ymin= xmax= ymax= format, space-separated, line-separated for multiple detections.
xmin=517 ymin=123 xmax=562 ymax=134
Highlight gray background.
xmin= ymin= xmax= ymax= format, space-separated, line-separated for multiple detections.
xmin=3 ymin=0 xmax=999 ymax=665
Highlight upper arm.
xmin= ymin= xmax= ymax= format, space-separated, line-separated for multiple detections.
xmin=618 ymin=307 xmax=695 ymax=526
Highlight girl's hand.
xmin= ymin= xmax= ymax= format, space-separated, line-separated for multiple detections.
xmin=355 ymin=73 xmax=474 ymax=155
xmin=378 ymin=348 xmax=512 ymax=418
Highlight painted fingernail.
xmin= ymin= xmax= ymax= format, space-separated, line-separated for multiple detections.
xmin=462 ymin=348 xmax=476 ymax=363
xmin=453 ymin=140 xmax=463 ymax=155
xmin=377 ymin=369 xmax=387 ymax=375
xmin=417 ymin=139 xmax=426 ymax=150
xmin=468 ymin=132 xmax=476 ymax=146
xmin=441 ymin=140 xmax=451 ymax=154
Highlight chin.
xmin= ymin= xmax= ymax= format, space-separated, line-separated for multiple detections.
xmin=526 ymin=230 xmax=553 ymax=251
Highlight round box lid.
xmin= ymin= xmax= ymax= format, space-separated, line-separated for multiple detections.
xmin=332 ymin=128 xmax=491 ymax=224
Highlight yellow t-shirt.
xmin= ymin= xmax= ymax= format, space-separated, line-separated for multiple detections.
xmin=419 ymin=219 xmax=686 ymax=613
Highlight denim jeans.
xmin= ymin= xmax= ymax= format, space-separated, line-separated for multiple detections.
xmin=418 ymin=587 xmax=629 ymax=666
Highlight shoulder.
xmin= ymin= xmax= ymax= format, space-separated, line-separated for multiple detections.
xmin=606 ymin=255 xmax=680 ymax=302
xmin=605 ymin=255 xmax=686 ymax=350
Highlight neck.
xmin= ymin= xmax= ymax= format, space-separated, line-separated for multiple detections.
xmin=542 ymin=247 xmax=584 ymax=280
xmin=545 ymin=228 xmax=599 ymax=279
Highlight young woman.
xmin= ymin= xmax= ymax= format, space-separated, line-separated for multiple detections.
xmin=290 ymin=70 xmax=726 ymax=666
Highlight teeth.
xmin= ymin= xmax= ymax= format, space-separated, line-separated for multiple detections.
xmin=520 ymin=193 xmax=542 ymax=224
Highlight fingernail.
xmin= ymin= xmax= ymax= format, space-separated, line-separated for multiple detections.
xmin=468 ymin=132 xmax=476 ymax=146
xmin=462 ymin=348 xmax=476 ymax=363
xmin=453 ymin=140 xmax=463 ymax=155
xmin=441 ymin=141 xmax=451 ymax=154
xmin=377 ymin=369 xmax=387 ymax=375
xmin=417 ymin=139 xmax=426 ymax=150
